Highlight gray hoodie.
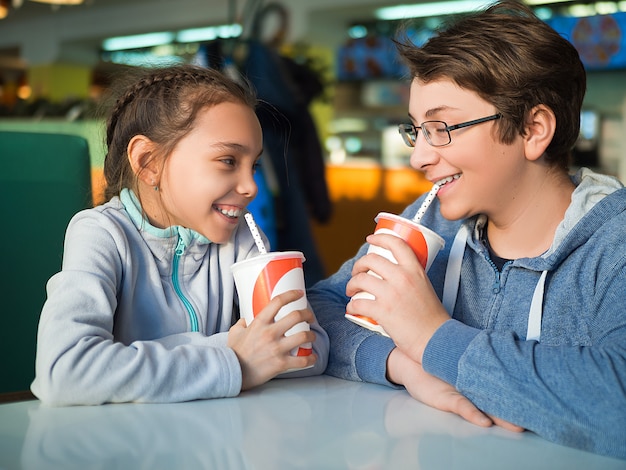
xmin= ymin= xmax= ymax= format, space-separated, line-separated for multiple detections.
xmin=32 ymin=189 xmax=329 ymax=405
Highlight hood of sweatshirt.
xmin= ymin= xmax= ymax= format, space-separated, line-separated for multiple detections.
xmin=120 ymin=188 xmax=212 ymax=248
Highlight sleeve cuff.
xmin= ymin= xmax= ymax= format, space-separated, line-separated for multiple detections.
xmin=422 ymin=319 xmax=480 ymax=385
xmin=355 ymin=333 xmax=401 ymax=388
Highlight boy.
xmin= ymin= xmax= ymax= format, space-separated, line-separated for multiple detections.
xmin=309 ymin=1 xmax=626 ymax=460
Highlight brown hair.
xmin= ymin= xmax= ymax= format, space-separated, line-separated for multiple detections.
xmin=102 ymin=64 xmax=257 ymax=202
xmin=395 ymin=0 xmax=586 ymax=170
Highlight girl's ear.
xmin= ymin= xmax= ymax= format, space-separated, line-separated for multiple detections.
xmin=523 ymin=104 xmax=556 ymax=162
xmin=127 ymin=135 xmax=159 ymax=186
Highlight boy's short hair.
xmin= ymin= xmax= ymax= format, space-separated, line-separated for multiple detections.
xmin=395 ymin=0 xmax=586 ymax=170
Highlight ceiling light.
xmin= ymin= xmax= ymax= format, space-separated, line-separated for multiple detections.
xmin=176 ymin=24 xmax=242 ymax=43
xmin=524 ymin=0 xmax=572 ymax=4
xmin=595 ymin=1 xmax=618 ymax=13
xmin=375 ymin=0 xmax=496 ymax=20
xmin=102 ymin=24 xmax=243 ymax=52
xmin=29 ymin=0 xmax=84 ymax=4
xmin=102 ymin=32 xmax=176 ymax=52
xmin=568 ymin=4 xmax=597 ymax=16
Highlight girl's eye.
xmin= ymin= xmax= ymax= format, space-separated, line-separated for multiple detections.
xmin=253 ymin=161 xmax=261 ymax=172
xmin=221 ymin=157 xmax=236 ymax=167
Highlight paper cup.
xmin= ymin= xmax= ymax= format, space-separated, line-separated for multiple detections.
xmin=231 ymin=251 xmax=313 ymax=361
xmin=346 ymin=212 xmax=445 ymax=337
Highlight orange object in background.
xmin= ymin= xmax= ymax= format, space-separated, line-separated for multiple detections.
xmin=92 ymin=168 xmax=105 ymax=205
xmin=312 ymin=164 xmax=431 ymax=276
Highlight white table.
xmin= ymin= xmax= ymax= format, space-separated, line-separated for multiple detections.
xmin=0 ymin=375 xmax=624 ymax=469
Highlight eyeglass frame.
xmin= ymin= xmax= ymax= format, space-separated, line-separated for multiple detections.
xmin=398 ymin=113 xmax=502 ymax=148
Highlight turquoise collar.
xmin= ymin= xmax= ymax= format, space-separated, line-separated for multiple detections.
xmin=120 ymin=188 xmax=211 ymax=245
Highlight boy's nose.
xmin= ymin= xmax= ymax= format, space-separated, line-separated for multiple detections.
xmin=409 ymin=138 xmax=439 ymax=171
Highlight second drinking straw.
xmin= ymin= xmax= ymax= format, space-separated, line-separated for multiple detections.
xmin=244 ymin=213 xmax=267 ymax=254
xmin=412 ymin=183 xmax=440 ymax=223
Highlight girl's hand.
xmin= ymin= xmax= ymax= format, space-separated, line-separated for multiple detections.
xmin=346 ymin=233 xmax=450 ymax=363
xmin=228 ymin=289 xmax=317 ymax=391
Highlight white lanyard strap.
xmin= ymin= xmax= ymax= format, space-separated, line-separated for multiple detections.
xmin=441 ymin=225 xmax=546 ymax=342
xmin=442 ymin=225 xmax=469 ymax=315
xmin=526 ymin=270 xmax=548 ymax=341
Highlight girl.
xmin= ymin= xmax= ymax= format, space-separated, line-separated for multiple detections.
xmin=32 ymin=64 xmax=328 ymax=405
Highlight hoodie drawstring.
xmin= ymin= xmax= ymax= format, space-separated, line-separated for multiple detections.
xmin=442 ymin=226 xmax=546 ymax=342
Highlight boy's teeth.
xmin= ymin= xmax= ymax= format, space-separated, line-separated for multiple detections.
xmin=435 ymin=174 xmax=460 ymax=186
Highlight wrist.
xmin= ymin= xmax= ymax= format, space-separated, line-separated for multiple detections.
xmin=409 ymin=314 xmax=448 ymax=363
xmin=386 ymin=348 xmax=402 ymax=385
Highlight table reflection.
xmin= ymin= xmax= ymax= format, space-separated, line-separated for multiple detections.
xmin=2 ymin=376 xmax=623 ymax=469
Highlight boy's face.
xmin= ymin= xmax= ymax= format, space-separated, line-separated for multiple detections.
xmin=158 ymin=101 xmax=263 ymax=243
xmin=407 ymin=78 xmax=526 ymax=222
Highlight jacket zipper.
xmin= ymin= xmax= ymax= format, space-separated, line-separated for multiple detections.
xmin=484 ymin=254 xmax=502 ymax=294
xmin=172 ymin=236 xmax=199 ymax=332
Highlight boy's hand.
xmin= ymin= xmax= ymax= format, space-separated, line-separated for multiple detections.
xmin=347 ymin=233 xmax=449 ymax=363
xmin=387 ymin=348 xmax=524 ymax=432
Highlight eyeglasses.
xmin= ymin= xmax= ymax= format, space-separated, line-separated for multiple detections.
xmin=398 ymin=113 xmax=502 ymax=148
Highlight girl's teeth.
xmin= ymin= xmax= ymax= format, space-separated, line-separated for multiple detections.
xmin=218 ymin=207 xmax=241 ymax=218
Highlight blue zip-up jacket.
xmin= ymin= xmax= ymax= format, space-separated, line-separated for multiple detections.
xmin=308 ymin=168 xmax=626 ymax=460
xmin=32 ymin=189 xmax=329 ymax=405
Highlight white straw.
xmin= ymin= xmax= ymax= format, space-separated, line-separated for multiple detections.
xmin=412 ymin=184 xmax=440 ymax=223
xmin=244 ymin=213 xmax=267 ymax=254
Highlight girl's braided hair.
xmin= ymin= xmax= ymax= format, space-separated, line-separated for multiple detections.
xmin=101 ymin=64 xmax=257 ymax=202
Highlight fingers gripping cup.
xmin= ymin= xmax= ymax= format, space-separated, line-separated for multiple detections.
xmin=345 ymin=212 xmax=445 ymax=337
xmin=231 ymin=251 xmax=313 ymax=360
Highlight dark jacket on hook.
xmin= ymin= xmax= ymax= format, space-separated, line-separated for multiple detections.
xmin=240 ymin=39 xmax=330 ymax=284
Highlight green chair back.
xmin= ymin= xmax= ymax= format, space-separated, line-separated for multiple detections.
xmin=0 ymin=130 xmax=92 ymax=394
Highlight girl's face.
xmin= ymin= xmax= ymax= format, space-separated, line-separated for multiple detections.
xmin=408 ymin=78 xmax=526 ymax=222
xmin=156 ymin=101 xmax=263 ymax=243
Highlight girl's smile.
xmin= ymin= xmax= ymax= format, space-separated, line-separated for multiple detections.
xmin=143 ymin=101 xmax=263 ymax=243
xmin=214 ymin=204 xmax=244 ymax=220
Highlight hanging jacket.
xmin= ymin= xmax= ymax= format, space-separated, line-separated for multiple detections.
xmin=241 ymin=39 xmax=329 ymax=283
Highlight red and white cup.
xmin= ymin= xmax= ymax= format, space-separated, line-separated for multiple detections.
xmin=231 ymin=251 xmax=313 ymax=361
xmin=345 ymin=212 xmax=445 ymax=337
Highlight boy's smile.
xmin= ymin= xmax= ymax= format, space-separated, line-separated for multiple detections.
xmin=408 ymin=78 xmax=521 ymax=223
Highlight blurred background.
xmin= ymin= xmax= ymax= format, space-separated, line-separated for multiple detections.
xmin=1 ymin=0 xmax=625 ymax=278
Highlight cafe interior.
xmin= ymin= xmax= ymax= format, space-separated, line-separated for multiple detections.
xmin=1 ymin=1 xmax=626 ymax=467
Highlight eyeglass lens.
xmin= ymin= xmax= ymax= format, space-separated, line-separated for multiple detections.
xmin=398 ymin=114 xmax=501 ymax=148
xmin=399 ymin=122 xmax=450 ymax=147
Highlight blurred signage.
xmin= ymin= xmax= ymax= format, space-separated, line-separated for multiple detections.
xmin=547 ymin=12 xmax=626 ymax=70
xmin=336 ymin=11 xmax=626 ymax=80
xmin=336 ymin=36 xmax=407 ymax=81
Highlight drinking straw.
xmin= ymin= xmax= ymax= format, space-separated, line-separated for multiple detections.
xmin=412 ymin=183 xmax=440 ymax=223
xmin=244 ymin=213 xmax=268 ymax=254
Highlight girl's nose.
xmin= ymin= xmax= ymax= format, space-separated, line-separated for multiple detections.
xmin=238 ymin=170 xmax=258 ymax=199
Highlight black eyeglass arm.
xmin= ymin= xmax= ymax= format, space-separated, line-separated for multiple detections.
xmin=445 ymin=113 xmax=502 ymax=132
